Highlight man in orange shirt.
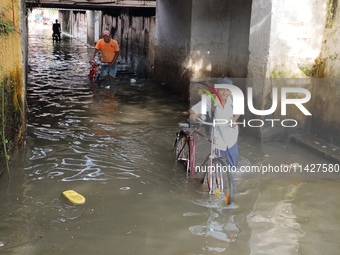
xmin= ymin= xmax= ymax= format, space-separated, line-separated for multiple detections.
xmin=89 ymin=30 xmax=120 ymax=83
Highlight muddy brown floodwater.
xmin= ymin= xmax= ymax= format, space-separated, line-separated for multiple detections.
xmin=0 ymin=23 xmax=339 ymax=255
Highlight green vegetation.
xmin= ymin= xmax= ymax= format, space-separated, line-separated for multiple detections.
xmin=326 ymin=0 xmax=338 ymax=29
xmin=0 ymin=1 xmax=16 ymax=35
xmin=270 ymin=65 xmax=301 ymax=78
xmin=310 ymin=57 xmax=326 ymax=78
xmin=298 ymin=63 xmax=314 ymax=77
xmin=0 ymin=67 xmax=11 ymax=176
xmin=0 ymin=18 xmax=14 ymax=35
xmin=0 ymin=61 xmax=25 ymax=177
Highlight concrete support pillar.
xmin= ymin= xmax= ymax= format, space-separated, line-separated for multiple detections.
xmin=245 ymin=0 xmax=272 ymax=139
xmin=94 ymin=11 xmax=102 ymax=42
xmin=154 ymin=0 xmax=192 ymax=100
xmin=0 ymin=0 xmax=27 ymax=172
xmin=87 ymin=10 xmax=95 ymax=46
xmin=154 ymin=0 xmax=252 ymax=100
xmin=58 ymin=10 xmax=71 ymax=36
xmin=87 ymin=10 xmax=102 ymax=46
xmin=246 ymin=0 xmax=327 ymax=141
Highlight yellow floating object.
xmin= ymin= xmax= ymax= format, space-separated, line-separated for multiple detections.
xmin=62 ymin=190 xmax=86 ymax=205
xmin=213 ymin=188 xmax=221 ymax=196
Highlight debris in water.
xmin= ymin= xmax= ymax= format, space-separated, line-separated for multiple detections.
xmin=62 ymin=190 xmax=86 ymax=205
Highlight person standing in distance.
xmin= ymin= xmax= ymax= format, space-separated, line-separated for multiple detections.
xmin=52 ymin=19 xmax=61 ymax=42
xmin=89 ymin=30 xmax=120 ymax=82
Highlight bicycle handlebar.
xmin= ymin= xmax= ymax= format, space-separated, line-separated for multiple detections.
xmin=191 ymin=118 xmax=224 ymax=127
xmin=192 ymin=117 xmax=236 ymax=128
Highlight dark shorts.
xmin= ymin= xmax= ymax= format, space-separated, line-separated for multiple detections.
xmin=100 ymin=62 xmax=117 ymax=78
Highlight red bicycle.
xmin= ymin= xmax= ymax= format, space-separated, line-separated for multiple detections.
xmin=88 ymin=61 xmax=100 ymax=82
xmin=173 ymin=119 xmax=234 ymax=204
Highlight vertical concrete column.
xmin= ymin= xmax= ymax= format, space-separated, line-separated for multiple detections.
xmin=87 ymin=11 xmax=102 ymax=46
xmin=0 ymin=0 xmax=27 ymax=170
xmin=245 ymin=0 xmax=272 ymax=139
xmin=87 ymin=10 xmax=95 ymax=46
xmin=58 ymin=10 xmax=64 ymax=34
xmin=247 ymin=0 xmax=272 ymax=78
xmin=247 ymin=0 xmax=326 ymax=141
xmin=190 ymin=0 xmax=230 ymax=78
xmin=269 ymin=0 xmax=325 ymax=77
xmin=59 ymin=10 xmax=73 ymax=37
xmin=155 ymin=0 xmax=252 ymax=99
xmin=154 ymin=0 xmax=192 ymax=99
xmin=94 ymin=11 xmax=102 ymax=43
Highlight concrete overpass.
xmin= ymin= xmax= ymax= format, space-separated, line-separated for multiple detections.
xmin=25 ymin=0 xmax=156 ymax=9
xmin=1 ymin=0 xmax=340 ymax=170
xmin=11 ymin=0 xmax=340 ymax=147
xmin=25 ymin=0 xmax=157 ymax=77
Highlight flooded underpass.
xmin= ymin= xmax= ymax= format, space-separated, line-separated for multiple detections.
xmin=0 ymin=23 xmax=340 ymax=255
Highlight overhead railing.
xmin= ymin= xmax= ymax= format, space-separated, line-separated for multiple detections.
xmin=25 ymin=0 xmax=156 ymax=9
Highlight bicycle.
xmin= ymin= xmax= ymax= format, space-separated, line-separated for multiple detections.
xmin=173 ymin=118 xmax=234 ymax=205
xmin=88 ymin=61 xmax=100 ymax=85
xmin=88 ymin=61 xmax=117 ymax=89
xmin=52 ymin=32 xmax=61 ymax=42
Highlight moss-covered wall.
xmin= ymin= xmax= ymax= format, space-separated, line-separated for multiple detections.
xmin=246 ymin=0 xmax=339 ymax=142
xmin=308 ymin=0 xmax=340 ymax=145
xmin=0 ymin=0 xmax=26 ymax=173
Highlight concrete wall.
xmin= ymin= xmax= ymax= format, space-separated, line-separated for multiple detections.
xmin=59 ymin=8 xmax=155 ymax=77
xmin=269 ymin=0 xmax=325 ymax=78
xmin=86 ymin=10 xmax=102 ymax=46
xmin=187 ymin=0 xmax=252 ymax=78
xmin=245 ymin=0 xmax=272 ymax=139
xmin=154 ymin=0 xmax=252 ymax=100
xmin=0 ymin=0 xmax=27 ymax=172
xmin=59 ymin=10 xmax=71 ymax=37
xmin=7 ymin=0 xmax=340 ymax=150
xmin=71 ymin=11 xmax=87 ymax=42
xmin=59 ymin=10 xmax=87 ymax=42
xmin=246 ymin=0 xmax=332 ymax=142
xmin=190 ymin=0 xmax=230 ymax=78
xmin=154 ymin=0 xmax=192 ymax=100
xmin=153 ymin=0 xmax=338 ymax=144
xmin=308 ymin=0 xmax=340 ymax=144
xmin=227 ymin=0 xmax=252 ymax=78
xmin=104 ymin=8 xmax=155 ymax=77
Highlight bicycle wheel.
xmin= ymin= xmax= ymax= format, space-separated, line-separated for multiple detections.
xmin=202 ymin=157 xmax=234 ymax=204
xmin=173 ymin=132 xmax=190 ymax=165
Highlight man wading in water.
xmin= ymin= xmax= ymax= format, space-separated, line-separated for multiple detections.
xmin=89 ymin=30 xmax=120 ymax=85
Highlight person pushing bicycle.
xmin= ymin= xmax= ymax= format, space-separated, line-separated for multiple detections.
xmin=189 ymin=77 xmax=241 ymax=168
xmin=89 ymin=30 xmax=120 ymax=83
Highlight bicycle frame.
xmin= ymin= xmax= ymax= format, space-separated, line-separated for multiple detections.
xmin=175 ymin=121 xmax=219 ymax=177
xmin=174 ymin=120 xmax=233 ymax=201
xmin=189 ymin=127 xmax=210 ymax=176
xmin=88 ymin=61 xmax=100 ymax=81
xmin=52 ymin=32 xmax=61 ymax=42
